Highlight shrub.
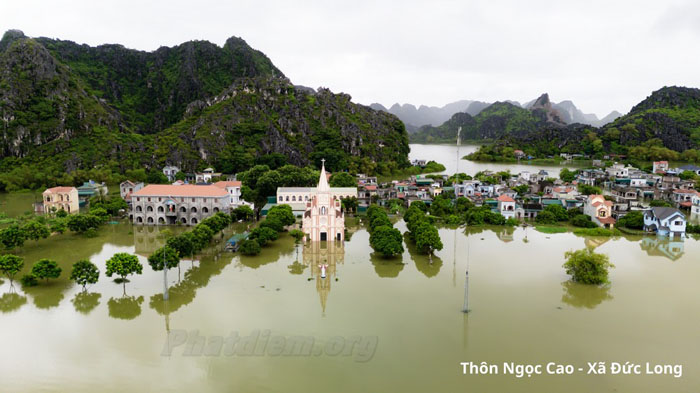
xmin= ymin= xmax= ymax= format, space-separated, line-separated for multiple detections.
xmin=535 ymin=210 xmax=558 ymax=225
xmin=239 ymin=239 xmax=261 ymax=255
xmin=563 ymin=248 xmax=614 ymax=284
xmin=570 ymin=214 xmax=597 ymax=228
xmin=20 ymin=274 xmax=38 ymax=287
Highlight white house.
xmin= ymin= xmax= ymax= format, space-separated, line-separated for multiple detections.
xmin=213 ymin=180 xmax=249 ymax=209
xmin=644 ymin=207 xmax=686 ymax=238
xmin=162 ymin=166 xmax=180 ymax=182
xmin=497 ymin=194 xmax=516 ymax=219
xmin=583 ymin=195 xmax=616 ymax=228
xmin=692 ymin=192 xmax=700 ymax=217
xmin=120 ymin=180 xmax=144 ymax=201
xmin=652 ymin=161 xmax=669 ymax=174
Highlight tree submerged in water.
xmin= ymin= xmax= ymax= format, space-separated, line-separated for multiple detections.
xmin=563 ymin=248 xmax=614 ymax=285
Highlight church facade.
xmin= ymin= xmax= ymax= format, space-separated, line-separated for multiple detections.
xmin=302 ymin=161 xmax=350 ymax=242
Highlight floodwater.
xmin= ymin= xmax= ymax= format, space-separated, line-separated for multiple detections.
xmin=1 ymin=192 xmax=700 ymax=392
xmin=408 ymin=143 xmax=587 ymax=177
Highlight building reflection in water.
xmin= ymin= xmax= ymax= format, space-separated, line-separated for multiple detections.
xmin=302 ymin=241 xmax=345 ymax=316
xmin=640 ymin=236 xmax=685 ymax=262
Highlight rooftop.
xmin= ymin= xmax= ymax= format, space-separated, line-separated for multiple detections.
xmin=132 ymin=184 xmax=228 ymax=197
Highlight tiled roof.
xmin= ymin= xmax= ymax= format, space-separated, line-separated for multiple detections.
xmin=497 ymin=194 xmax=515 ymax=202
xmin=44 ymin=186 xmax=76 ymax=193
xmin=132 ymin=184 xmax=228 ymax=197
xmin=213 ymin=180 xmax=242 ymax=188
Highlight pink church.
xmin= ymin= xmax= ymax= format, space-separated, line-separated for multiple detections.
xmin=302 ymin=160 xmax=346 ymax=242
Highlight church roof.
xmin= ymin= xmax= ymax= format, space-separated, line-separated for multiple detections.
xmin=317 ymin=160 xmax=330 ymax=192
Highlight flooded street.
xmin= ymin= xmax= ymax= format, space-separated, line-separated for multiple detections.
xmin=1 ymin=190 xmax=699 ymax=392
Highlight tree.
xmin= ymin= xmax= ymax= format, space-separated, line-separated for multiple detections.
xmin=289 ymin=229 xmax=305 ymax=243
xmin=70 ymin=260 xmax=99 ymax=290
xmin=429 ymin=194 xmax=453 ymax=217
xmin=0 ymin=225 xmax=25 ymax=250
xmin=0 ymin=254 xmax=23 ymax=284
xmin=563 ymin=248 xmax=614 ymax=285
xmin=543 ymin=204 xmax=569 ymax=221
xmin=191 ymin=224 xmax=215 ymax=251
xmin=239 ymin=239 xmax=262 ymax=255
xmin=231 ymin=205 xmax=254 ymax=222
xmin=249 ymin=227 xmax=278 ymax=246
xmin=105 ymin=253 xmax=143 ymax=292
xmin=329 ymin=172 xmax=356 ymax=187
xmin=559 ymin=168 xmax=576 ymax=183
xmin=31 ymin=259 xmax=62 ymax=283
xmin=147 ymin=246 xmax=180 ymax=271
xmin=617 ymin=210 xmax=644 ymax=229
xmin=166 ymin=233 xmax=195 ymax=261
xmin=266 ymin=204 xmax=296 ymax=228
xmin=535 ymin=210 xmax=558 ymax=225
xmin=570 ymin=214 xmax=597 ymax=228
xmin=577 ymin=184 xmax=602 ymax=195
xmin=650 ymin=200 xmax=672 ymax=207
xmin=513 ymin=185 xmax=530 ymax=196
xmin=369 ymin=213 xmax=392 ymax=232
xmin=414 ymin=222 xmax=443 ymax=257
xmin=21 ymin=220 xmax=50 ymax=242
xmin=67 ymin=214 xmax=102 ymax=233
xmin=341 ymin=197 xmax=358 ymax=213
xmin=260 ymin=217 xmax=284 ymax=232
xmin=369 ymin=225 xmax=404 ymax=257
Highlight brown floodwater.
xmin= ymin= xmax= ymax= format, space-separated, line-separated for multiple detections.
xmin=1 ymin=196 xmax=700 ymax=392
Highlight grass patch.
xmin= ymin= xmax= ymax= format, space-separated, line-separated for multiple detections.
xmin=572 ymin=227 xmax=622 ymax=236
xmin=535 ymin=225 xmax=568 ymax=234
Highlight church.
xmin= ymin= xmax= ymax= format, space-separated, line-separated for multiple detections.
xmin=302 ymin=160 xmax=349 ymax=242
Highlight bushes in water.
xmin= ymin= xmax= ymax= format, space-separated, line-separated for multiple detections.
xmin=563 ymin=248 xmax=614 ymax=285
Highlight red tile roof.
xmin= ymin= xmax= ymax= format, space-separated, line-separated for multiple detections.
xmin=364 ymin=185 xmax=377 ymax=191
xmin=132 ymin=184 xmax=228 ymax=197
xmin=213 ymin=180 xmax=242 ymax=188
xmin=44 ymin=186 xmax=76 ymax=193
xmin=497 ymin=194 xmax=515 ymax=202
xmin=598 ymin=216 xmax=616 ymax=224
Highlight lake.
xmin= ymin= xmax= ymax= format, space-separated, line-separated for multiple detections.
xmin=1 ymin=191 xmax=699 ymax=392
xmin=408 ymin=143 xmax=586 ymax=176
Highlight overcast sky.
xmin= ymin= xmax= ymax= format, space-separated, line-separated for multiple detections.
xmin=3 ymin=0 xmax=700 ymax=116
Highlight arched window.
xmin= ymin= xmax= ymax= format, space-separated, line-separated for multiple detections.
xmin=137 ymin=217 xmax=143 ymax=223
xmin=191 ymin=207 xmax=197 ymax=213
xmin=158 ymin=217 xmax=165 ymax=224
xmin=286 ymin=196 xmax=289 ymax=201
xmin=180 ymin=206 xmax=187 ymax=213
xmin=158 ymin=206 xmax=164 ymax=213
xmin=213 ymin=207 xmax=219 ymax=213
xmin=147 ymin=217 xmax=154 ymax=224
xmin=279 ymin=196 xmax=283 ymax=201
xmin=136 ymin=206 xmax=143 ymax=212
xmin=321 ymin=206 xmax=326 ymax=215
xmin=181 ymin=217 xmax=187 ymax=224
xmin=203 ymin=207 xmax=209 ymax=213
xmin=191 ymin=217 xmax=198 ymax=225
xmin=292 ymin=196 xmax=296 ymax=201
xmin=147 ymin=206 xmax=153 ymax=212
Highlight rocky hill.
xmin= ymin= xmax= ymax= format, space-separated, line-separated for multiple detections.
xmin=0 ymin=30 xmax=409 ymax=190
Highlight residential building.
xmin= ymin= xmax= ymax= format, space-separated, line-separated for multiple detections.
xmin=212 ymin=180 xmax=246 ymax=208
xmin=120 ymin=180 xmax=144 ymax=202
xmin=162 ymin=165 xmax=180 ymax=181
xmin=42 ymin=187 xmax=79 ymax=214
xmin=652 ymin=161 xmax=669 ymax=174
xmin=77 ymin=180 xmax=108 ymax=200
xmin=692 ymin=192 xmax=700 ymax=217
xmin=195 ymin=168 xmax=221 ymax=183
xmin=673 ymin=189 xmax=697 ymax=208
xmin=677 ymin=164 xmax=700 ymax=176
xmin=302 ymin=161 xmax=345 ymax=242
xmin=130 ymin=184 xmax=229 ymax=225
xmin=644 ymin=207 xmax=686 ymax=237
xmin=583 ymin=195 xmax=615 ymax=228
xmin=497 ymin=194 xmax=516 ymax=219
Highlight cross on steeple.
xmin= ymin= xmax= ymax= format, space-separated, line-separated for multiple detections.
xmin=321 ymin=158 xmax=326 ymax=167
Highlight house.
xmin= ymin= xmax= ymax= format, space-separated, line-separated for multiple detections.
xmin=77 ymin=180 xmax=108 ymax=200
xmin=672 ymin=189 xmax=697 ymax=208
xmin=497 ymin=194 xmax=516 ymax=219
xmin=552 ymin=186 xmax=578 ymax=200
xmin=652 ymin=161 xmax=669 ymax=174
xmin=677 ymin=164 xmax=700 ymax=176
xmin=195 ymin=168 xmax=222 ymax=184
xmin=120 ymin=180 xmax=144 ymax=202
xmin=213 ymin=180 xmax=246 ymax=208
xmin=513 ymin=150 xmax=525 ymax=158
xmin=644 ymin=207 xmax=686 ymax=238
xmin=411 ymin=159 xmax=427 ymax=167
xmin=130 ymin=184 xmax=230 ymax=225
xmin=583 ymin=195 xmax=616 ymax=228
xmin=162 ymin=165 xmax=180 ymax=182
xmin=42 ymin=187 xmax=79 ymax=215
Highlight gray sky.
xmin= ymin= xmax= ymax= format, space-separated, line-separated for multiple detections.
xmin=3 ymin=0 xmax=699 ymax=117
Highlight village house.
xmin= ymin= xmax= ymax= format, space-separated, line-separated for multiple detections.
xmin=212 ymin=180 xmax=246 ymax=209
xmin=77 ymin=180 xmax=108 ymax=201
xmin=677 ymin=164 xmax=700 ymax=176
xmin=42 ymin=186 xmax=79 ymax=215
xmin=652 ymin=161 xmax=669 ymax=174
xmin=497 ymin=194 xmax=516 ymax=219
xmin=120 ymin=180 xmax=144 ymax=202
xmin=644 ymin=207 xmax=686 ymax=238
xmin=130 ymin=184 xmax=229 ymax=225
xmin=691 ymin=192 xmax=700 ymax=217
xmin=672 ymin=189 xmax=697 ymax=209
xmin=583 ymin=195 xmax=616 ymax=228
xmin=162 ymin=165 xmax=180 ymax=182
xmin=195 ymin=168 xmax=221 ymax=183
xmin=302 ymin=161 xmax=345 ymax=242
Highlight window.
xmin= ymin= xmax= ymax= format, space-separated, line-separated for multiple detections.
xmin=599 ymin=210 xmax=606 ymax=217
xmin=180 ymin=206 xmax=186 ymax=213
xmin=192 ymin=198 xmax=195 ymax=202
xmin=136 ymin=206 xmax=142 ymax=212
xmin=147 ymin=206 xmax=153 ymax=212
xmin=191 ymin=207 xmax=197 ymax=213
xmin=204 ymin=198 xmax=207 ymax=203
xmin=675 ymin=220 xmax=682 ymax=226
xmin=292 ymin=196 xmax=296 ymax=201
xmin=286 ymin=196 xmax=289 ymax=202
xmin=158 ymin=197 xmax=162 ymax=202
xmin=148 ymin=197 xmax=151 ymax=202
xmin=279 ymin=196 xmax=283 ymax=201
xmin=203 ymin=207 xmax=209 ymax=213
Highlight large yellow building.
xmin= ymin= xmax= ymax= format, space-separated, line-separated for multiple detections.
xmin=42 ymin=186 xmax=79 ymax=214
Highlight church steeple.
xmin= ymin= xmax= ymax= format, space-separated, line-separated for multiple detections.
xmin=317 ymin=158 xmax=330 ymax=192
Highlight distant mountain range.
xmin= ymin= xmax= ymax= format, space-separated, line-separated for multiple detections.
xmin=371 ymin=95 xmax=621 ymax=131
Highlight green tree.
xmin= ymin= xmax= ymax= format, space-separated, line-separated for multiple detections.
xmin=429 ymin=194 xmax=453 ymax=217
xmin=31 ymin=259 xmax=62 ymax=283
xmin=147 ymin=246 xmax=180 ymax=271
xmin=512 ymin=185 xmax=530 ymax=196
xmin=67 ymin=214 xmax=102 ymax=233
xmin=166 ymin=233 xmax=195 ymax=261
xmin=260 ymin=217 xmax=284 ymax=232
xmin=0 ymin=225 xmax=25 ymax=250
xmin=266 ymin=204 xmax=296 ymax=228
xmin=650 ymin=200 xmax=672 ymax=207
xmin=0 ymin=254 xmax=24 ymax=284
xmin=570 ymin=214 xmax=597 ymax=228
xmin=329 ymin=172 xmax=356 ymax=187
xmin=341 ymin=196 xmax=358 ymax=213
xmin=105 ymin=253 xmax=143 ymax=292
xmin=21 ymin=220 xmax=50 ymax=242
xmin=70 ymin=260 xmax=100 ymax=290
xmin=239 ymin=239 xmax=262 ymax=255
xmin=535 ymin=210 xmax=558 ymax=225
xmin=249 ymin=227 xmax=279 ymax=246
xmin=191 ymin=224 xmax=215 ymax=251
xmin=563 ymin=248 xmax=614 ymax=285
xmin=577 ymin=184 xmax=602 ymax=195
xmin=414 ymin=221 xmax=443 ymax=257
xmin=231 ymin=205 xmax=255 ymax=222
xmin=543 ymin=205 xmax=568 ymax=221
xmin=617 ymin=211 xmax=644 ymax=229
xmin=289 ymin=229 xmax=305 ymax=243
xmin=369 ymin=225 xmax=404 ymax=257
xmin=559 ymin=168 xmax=576 ymax=183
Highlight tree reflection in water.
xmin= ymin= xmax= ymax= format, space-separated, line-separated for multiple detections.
xmin=72 ymin=292 xmax=101 ymax=315
xmin=108 ymin=296 xmax=144 ymax=320
xmin=0 ymin=291 xmax=27 ymax=313
xmin=560 ymin=281 xmax=613 ymax=309
xmin=370 ymin=252 xmax=404 ymax=278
